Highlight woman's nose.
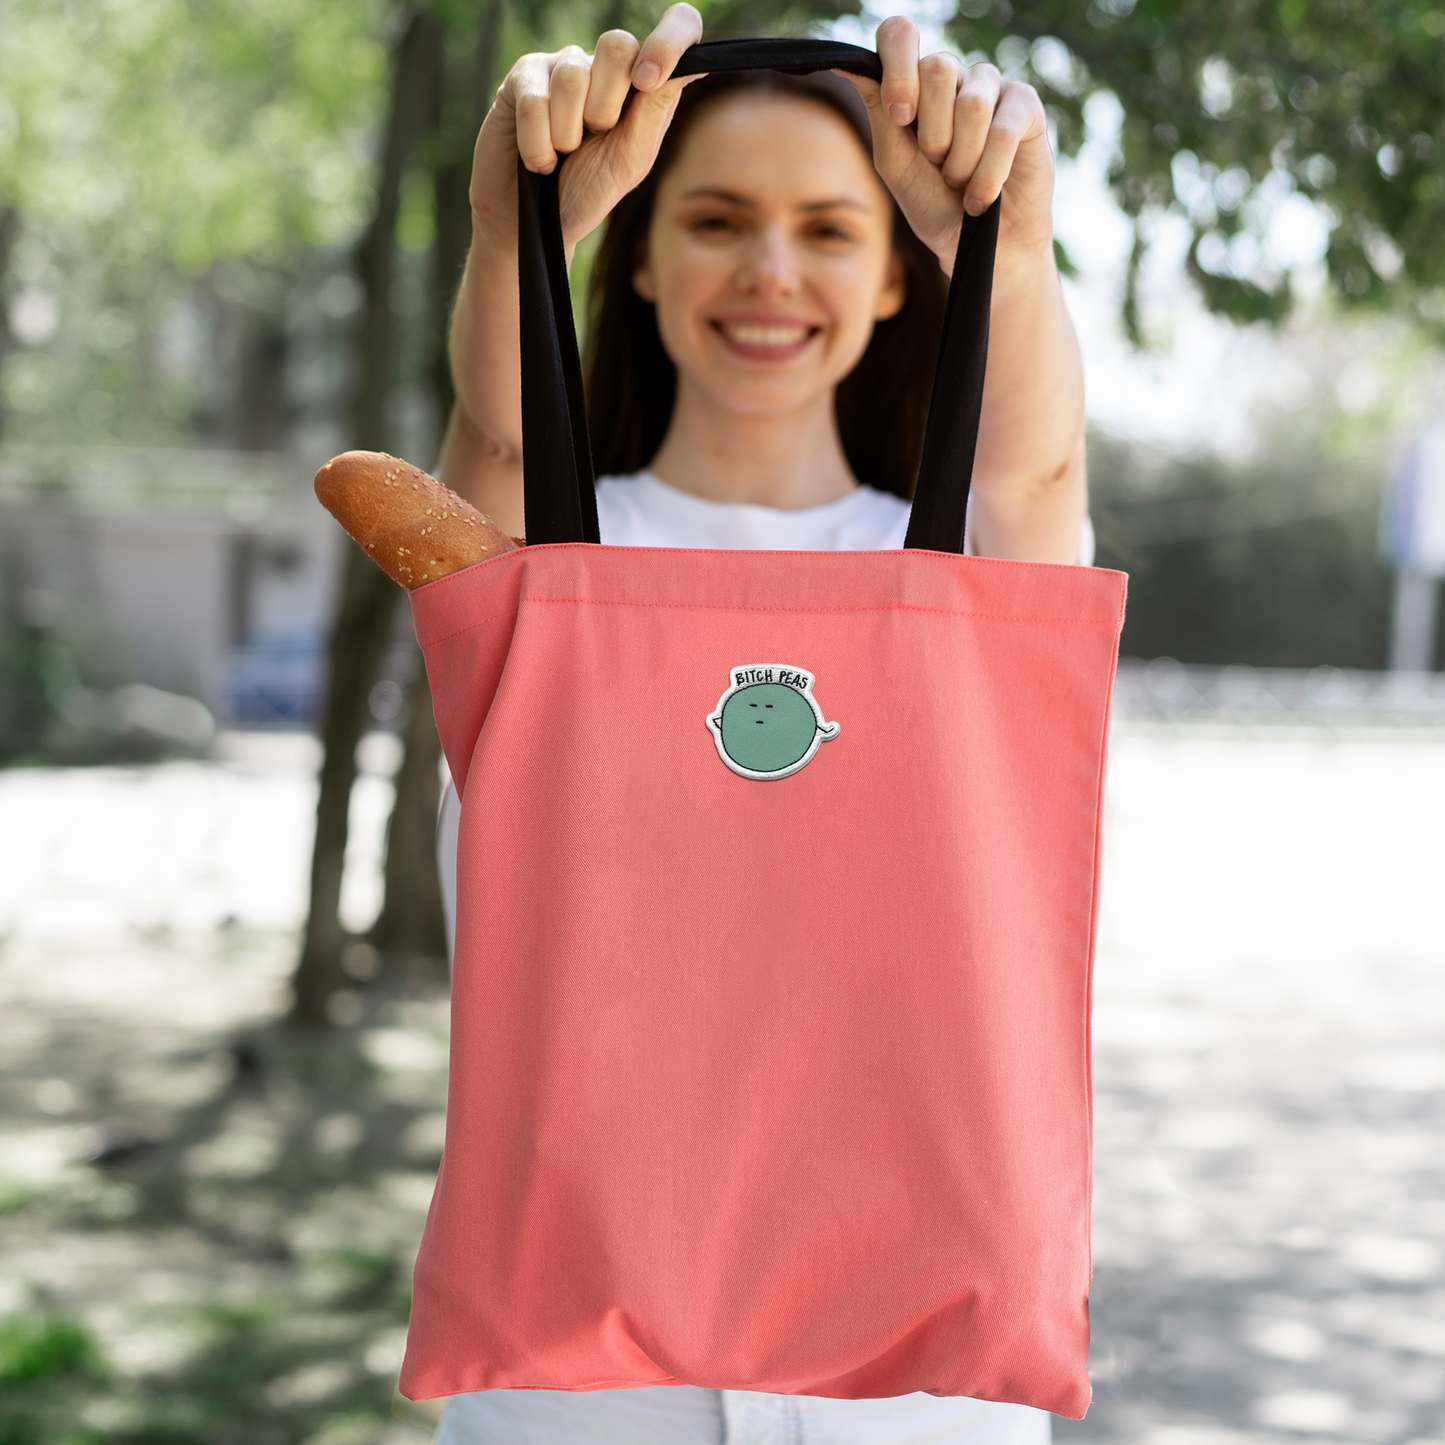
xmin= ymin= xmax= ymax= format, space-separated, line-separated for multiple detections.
xmin=738 ymin=226 xmax=801 ymax=297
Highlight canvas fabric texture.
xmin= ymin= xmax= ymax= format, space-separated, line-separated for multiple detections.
xmin=401 ymin=543 xmax=1123 ymax=1415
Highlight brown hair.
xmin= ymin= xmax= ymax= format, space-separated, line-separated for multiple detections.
xmin=583 ymin=70 xmax=948 ymax=501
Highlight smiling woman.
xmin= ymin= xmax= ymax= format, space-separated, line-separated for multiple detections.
xmin=585 ymin=70 xmax=947 ymax=506
xmin=425 ymin=7 xmax=1089 ymax=1442
xmin=442 ymin=3 xmax=1086 ymax=563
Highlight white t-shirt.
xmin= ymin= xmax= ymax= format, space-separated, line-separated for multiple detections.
xmin=593 ymin=470 xmax=1094 ymax=562
xmin=595 ymin=469 xmax=914 ymax=550
xmin=434 ymin=471 xmax=1069 ymax=1445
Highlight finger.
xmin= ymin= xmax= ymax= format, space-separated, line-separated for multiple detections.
xmin=583 ymin=30 xmax=640 ymax=132
xmin=837 ymin=69 xmax=920 ymax=185
xmin=836 ymin=69 xmax=881 ymax=112
xmin=959 ymin=79 xmax=1040 ymax=213
xmin=605 ymin=71 xmax=691 ymax=179
xmin=875 ymin=15 xmax=921 ymax=126
xmin=916 ymin=52 xmax=961 ymax=165
xmin=940 ymin=62 xmax=1002 ymax=191
xmin=631 ymin=2 xmax=703 ymax=90
xmin=548 ymin=46 xmax=593 ymax=155
xmin=511 ymin=53 xmax=562 ymax=174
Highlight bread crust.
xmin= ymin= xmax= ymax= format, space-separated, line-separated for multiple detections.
xmin=314 ymin=451 xmax=516 ymax=589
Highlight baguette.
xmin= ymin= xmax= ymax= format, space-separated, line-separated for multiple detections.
xmin=314 ymin=451 xmax=517 ymax=589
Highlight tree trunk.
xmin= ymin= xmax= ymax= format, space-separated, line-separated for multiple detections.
xmin=372 ymin=665 xmax=448 ymax=967
xmin=370 ymin=0 xmax=506 ymax=979
xmin=290 ymin=8 xmax=445 ymax=1027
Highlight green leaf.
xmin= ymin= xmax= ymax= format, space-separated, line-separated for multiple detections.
xmin=0 ymin=1318 xmax=103 ymax=1386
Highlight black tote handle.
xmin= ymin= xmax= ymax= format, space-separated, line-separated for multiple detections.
xmin=517 ymin=37 xmax=999 ymax=553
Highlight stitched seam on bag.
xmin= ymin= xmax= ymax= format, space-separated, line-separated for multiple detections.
xmin=414 ymin=606 xmax=521 ymax=647
xmin=515 ymin=595 xmax=1121 ymax=628
xmin=516 ymin=540 xmax=1128 ymax=578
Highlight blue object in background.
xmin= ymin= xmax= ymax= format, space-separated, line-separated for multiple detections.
xmin=1381 ymin=422 xmax=1445 ymax=671
xmin=224 ymin=632 xmax=325 ymax=726
xmin=1381 ymin=423 xmax=1445 ymax=577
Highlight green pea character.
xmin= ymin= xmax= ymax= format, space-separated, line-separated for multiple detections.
xmin=707 ymin=666 xmax=839 ymax=780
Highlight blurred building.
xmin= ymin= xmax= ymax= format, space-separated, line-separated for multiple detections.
xmin=0 ymin=446 xmax=342 ymax=727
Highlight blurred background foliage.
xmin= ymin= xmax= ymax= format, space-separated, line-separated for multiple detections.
xmin=956 ymin=0 xmax=1445 ymax=335
xmin=1089 ymin=310 xmax=1436 ymax=669
xmin=0 ymin=0 xmax=389 ymax=448
xmin=1092 ymin=429 xmax=1396 ymax=669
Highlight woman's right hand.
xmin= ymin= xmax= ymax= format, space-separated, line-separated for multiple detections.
xmin=470 ymin=3 xmax=703 ymax=255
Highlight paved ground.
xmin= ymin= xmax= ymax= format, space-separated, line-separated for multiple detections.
xmin=1 ymin=724 xmax=1443 ymax=1443
xmin=1071 ymin=727 xmax=1445 ymax=1445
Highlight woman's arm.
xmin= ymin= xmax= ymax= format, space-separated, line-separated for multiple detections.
xmin=847 ymin=20 xmax=1087 ymax=565
xmin=439 ymin=4 xmax=705 ymax=538
xmin=968 ymin=243 xmax=1086 ymax=565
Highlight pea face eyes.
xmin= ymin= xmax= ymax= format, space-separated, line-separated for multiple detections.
xmin=706 ymin=666 xmax=840 ymax=780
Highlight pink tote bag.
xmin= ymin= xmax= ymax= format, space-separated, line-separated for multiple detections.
xmin=399 ymin=39 xmax=1126 ymax=1418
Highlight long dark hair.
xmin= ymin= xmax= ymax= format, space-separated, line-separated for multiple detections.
xmin=584 ymin=70 xmax=948 ymax=501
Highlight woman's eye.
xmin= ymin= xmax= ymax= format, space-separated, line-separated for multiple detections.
xmin=691 ymin=215 xmax=739 ymax=235
xmin=807 ymin=222 xmax=857 ymax=244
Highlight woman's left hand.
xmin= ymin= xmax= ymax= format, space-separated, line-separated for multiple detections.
xmin=841 ymin=17 xmax=1055 ymax=274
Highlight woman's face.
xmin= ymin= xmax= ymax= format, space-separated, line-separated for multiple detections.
xmin=635 ymin=91 xmax=905 ymax=421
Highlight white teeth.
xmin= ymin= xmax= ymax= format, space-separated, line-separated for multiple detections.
xmin=722 ymin=323 xmax=811 ymax=347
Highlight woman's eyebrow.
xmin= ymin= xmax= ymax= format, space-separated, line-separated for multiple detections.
xmin=678 ymin=187 xmax=870 ymax=213
xmin=679 ymin=187 xmax=754 ymax=205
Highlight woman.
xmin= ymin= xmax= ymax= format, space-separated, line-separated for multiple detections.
xmin=434 ymin=7 xmax=1088 ymax=1441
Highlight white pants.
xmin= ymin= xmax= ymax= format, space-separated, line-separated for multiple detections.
xmin=435 ymin=1386 xmax=1052 ymax=1445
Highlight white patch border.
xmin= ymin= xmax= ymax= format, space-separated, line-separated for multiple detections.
xmin=706 ymin=663 xmax=840 ymax=781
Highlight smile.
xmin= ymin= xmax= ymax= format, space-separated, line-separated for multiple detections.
xmin=712 ymin=320 xmax=820 ymax=356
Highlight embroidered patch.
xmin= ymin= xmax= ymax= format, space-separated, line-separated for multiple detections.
xmin=706 ymin=665 xmax=840 ymax=780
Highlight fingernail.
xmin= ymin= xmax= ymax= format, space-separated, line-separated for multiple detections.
xmin=633 ymin=59 xmax=660 ymax=88
xmin=888 ymin=102 xmax=912 ymax=125
xmin=964 ymin=195 xmax=986 ymax=216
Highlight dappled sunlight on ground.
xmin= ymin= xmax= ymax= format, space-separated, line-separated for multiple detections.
xmin=1068 ymin=726 xmax=1445 ymax=1445
xmin=0 ymin=926 xmax=443 ymax=1443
